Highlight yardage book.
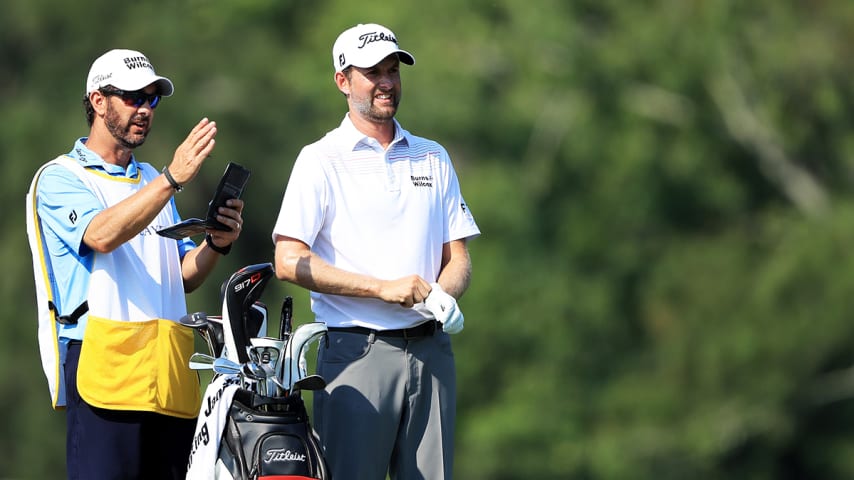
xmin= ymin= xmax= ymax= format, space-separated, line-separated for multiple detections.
xmin=156 ymin=162 xmax=251 ymax=240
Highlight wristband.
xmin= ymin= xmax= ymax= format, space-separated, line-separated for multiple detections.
xmin=161 ymin=166 xmax=183 ymax=192
xmin=205 ymin=233 xmax=231 ymax=255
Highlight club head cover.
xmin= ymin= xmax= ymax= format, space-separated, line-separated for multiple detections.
xmin=222 ymin=263 xmax=275 ymax=362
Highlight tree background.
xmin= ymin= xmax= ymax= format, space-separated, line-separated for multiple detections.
xmin=3 ymin=0 xmax=854 ymax=478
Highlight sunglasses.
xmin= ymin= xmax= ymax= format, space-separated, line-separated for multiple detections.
xmin=100 ymin=87 xmax=161 ymax=109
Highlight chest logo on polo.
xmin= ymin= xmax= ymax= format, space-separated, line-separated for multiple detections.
xmin=411 ymin=175 xmax=433 ymax=187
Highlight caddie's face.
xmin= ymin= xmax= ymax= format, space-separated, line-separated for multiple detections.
xmin=98 ymin=84 xmax=157 ymax=149
xmin=345 ymin=55 xmax=402 ymax=123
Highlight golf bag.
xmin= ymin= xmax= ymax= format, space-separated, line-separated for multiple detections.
xmin=217 ymin=389 xmax=329 ymax=480
xmin=184 ymin=263 xmax=330 ymax=480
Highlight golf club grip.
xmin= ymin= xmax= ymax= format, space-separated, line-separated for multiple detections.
xmin=280 ymin=296 xmax=293 ymax=340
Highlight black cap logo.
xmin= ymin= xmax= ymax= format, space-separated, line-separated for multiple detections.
xmin=338 ymin=53 xmax=346 ymax=67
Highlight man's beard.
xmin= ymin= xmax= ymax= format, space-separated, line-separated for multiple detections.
xmin=104 ymin=103 xmax=149 ymax=149
xmin=353 ymin=91 xmax=399 ymax=123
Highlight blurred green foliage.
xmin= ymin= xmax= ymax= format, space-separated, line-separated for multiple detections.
xmin=3 ymin=0 xmax=854 ymax=478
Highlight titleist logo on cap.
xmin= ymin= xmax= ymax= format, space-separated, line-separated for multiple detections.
xmin=355 ymin=31 xmax=398 ymax=49
xmin=91 ymin=73 xmax=113 ymax=84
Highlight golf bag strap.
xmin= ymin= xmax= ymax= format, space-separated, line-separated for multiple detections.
xmin=48 ymin=300 xmax=88 ymax=325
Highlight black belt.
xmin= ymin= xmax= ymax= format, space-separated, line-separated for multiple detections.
xmin=329 ymin=320 xmax=441 ymax=339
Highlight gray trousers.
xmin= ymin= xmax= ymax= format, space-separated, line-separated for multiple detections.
xmin=315 ymin=329 xmax=456 ymax=480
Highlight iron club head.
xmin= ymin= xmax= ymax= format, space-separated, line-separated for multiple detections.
xmin=189 ymin=352 xmax=216 ymax=370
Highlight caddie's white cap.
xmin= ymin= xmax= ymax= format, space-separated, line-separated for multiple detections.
xmin=332 ymin=23 xmax=415 ymax=73
xmin=85 ymin=49 xmax=174 ymax=96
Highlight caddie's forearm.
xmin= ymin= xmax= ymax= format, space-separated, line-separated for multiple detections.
xmin=83 ymin=175 xmax=176 ymax=253
xmin=180 ymin=243 xmax=221 ymax=293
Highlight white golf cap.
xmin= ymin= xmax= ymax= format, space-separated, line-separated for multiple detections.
xmin=85 ymin=49 xmax=174 ymax=96
xmin=332 ymin=23 xmax=415 ymax=73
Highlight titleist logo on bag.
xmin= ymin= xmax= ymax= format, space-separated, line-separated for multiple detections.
xmin=264 ymin=448 xmax=307 ymax=463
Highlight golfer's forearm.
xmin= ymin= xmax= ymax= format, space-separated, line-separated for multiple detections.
xmin=276 ymin=248 xmax=381 ymax=298
xmin=436 ymin=258 xmax=471 ymax=299
xmin=307 ymin=262 xmax=382 ymax=298
xmin=436 ymin=240 xmax=472 ymax=299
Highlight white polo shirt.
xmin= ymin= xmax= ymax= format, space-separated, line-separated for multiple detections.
xmin=272 ymin=115 xmax=480 ymax=330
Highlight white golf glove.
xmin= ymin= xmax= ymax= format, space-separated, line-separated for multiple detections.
xmin=424 ymin=283 xmax=464 ymax=334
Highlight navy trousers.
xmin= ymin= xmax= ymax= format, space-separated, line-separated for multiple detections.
xmin=65 ymin=341 xmax=196 ymax=480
